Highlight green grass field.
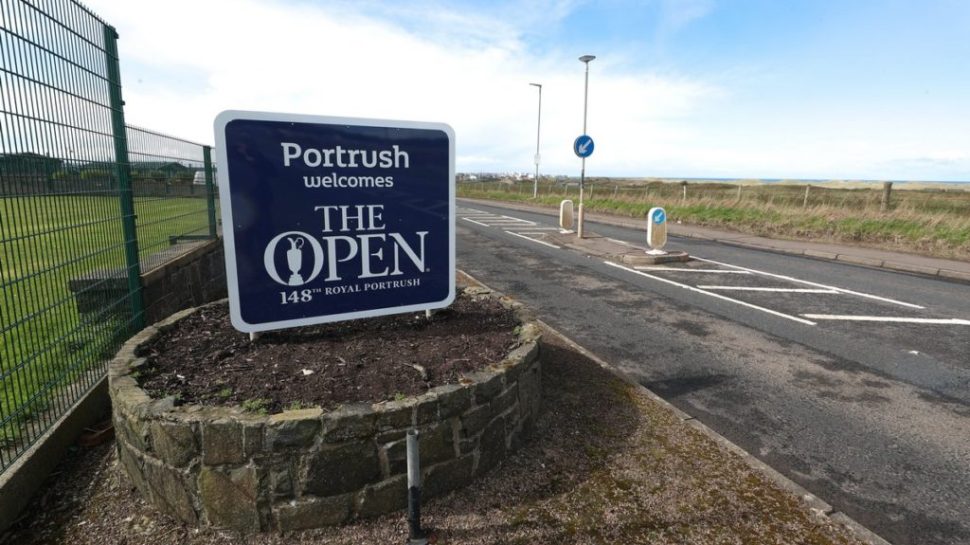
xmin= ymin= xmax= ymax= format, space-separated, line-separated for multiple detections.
xmin=458 ymin=180 xmax=970 ymax=260
xmin=0 ymin=195 xmax=215 ymax=449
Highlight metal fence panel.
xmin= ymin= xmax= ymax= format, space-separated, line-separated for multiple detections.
xmin=0 ymin=0 xmax=217 ymax=472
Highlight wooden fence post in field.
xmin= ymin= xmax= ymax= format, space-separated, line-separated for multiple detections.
xmin=613 ymin=185 xmax=619 ymax=198
xmin=803 ymin=185 xmax=810 ymax=208
xmin=736 ymin=184 xmax=742 ymax=201
xmin=881 ymin=181 xmax=893 ymax=212
xmin=681 ymin=180 xmax=688 ymax=201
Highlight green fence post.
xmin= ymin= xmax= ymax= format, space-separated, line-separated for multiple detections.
xmin=103 ymin=25 xmax=145 ymax=331
xmin=203 ymin=145 xmax=217 ymax=238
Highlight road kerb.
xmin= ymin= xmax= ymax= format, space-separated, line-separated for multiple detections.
xmin=532 ymin=314 xmax=889 ymax=545
xmin=836 ymin=255 xmax=885 ymax=267
xmin=938 ymin=268 xmax=970 ymax=282
xmin=805 ymin=249 xmax=840 ymax=260
xmin=830 ymin=512 xmax=894 ymax=545
xmin=881 ymin=261 xmax=940 ymax=276
xmin=458 ymin=265 xmax=893 ymax=545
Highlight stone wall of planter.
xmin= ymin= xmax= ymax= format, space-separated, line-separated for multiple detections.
xmin=108 ymin=288 xmax=542 ymax=532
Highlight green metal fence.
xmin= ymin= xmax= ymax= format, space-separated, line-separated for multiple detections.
xmin=0 ymin=0 xmax=217 ymax=471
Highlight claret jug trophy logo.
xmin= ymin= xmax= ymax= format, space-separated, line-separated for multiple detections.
xmin=285 ymin=236 xmax=304 ymax=285
xmin=263 ymin=231 xmax=324 ymax=287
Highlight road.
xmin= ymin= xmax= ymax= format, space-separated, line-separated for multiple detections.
xmin=456 ymin=200 xmax=970 ymax=545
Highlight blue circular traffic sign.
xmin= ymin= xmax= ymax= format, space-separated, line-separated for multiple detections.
xmin=573 ymin=134 xmax=594 ymax=158
xmin=652 ymin=209 xmax=666 ymax=224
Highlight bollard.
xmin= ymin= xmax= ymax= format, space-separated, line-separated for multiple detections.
xmin=559 ymin=199 xmax=575 ymax=232
xmin=406 ymin=430 xmax=428 ymax=545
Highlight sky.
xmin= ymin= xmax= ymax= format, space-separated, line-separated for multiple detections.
xmin=85 ymin=0 xmax=970 ymax=181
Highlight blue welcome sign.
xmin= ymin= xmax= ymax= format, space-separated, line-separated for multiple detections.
xmin=214 ymin=111 xmax=455 ymax=333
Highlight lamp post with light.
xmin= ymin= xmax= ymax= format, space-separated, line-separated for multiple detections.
xmin=529 ymin=82 xmax=542 ymax=198
xmin=577 ymin=54 xmax=595 ymax=238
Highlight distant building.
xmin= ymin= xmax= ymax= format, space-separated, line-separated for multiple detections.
xmin=129 ymin=161 xmax=191 ymax=175
xmin=0 ymin=152 xmax=64 ymax=195
xmin=0 ymin=152 xmax=62 ymax=176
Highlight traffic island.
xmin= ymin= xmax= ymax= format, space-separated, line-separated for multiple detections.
xmin=545 ymin=230 xmax=692 ymax=266
xmin=107 ymin=287 xmax=542 ymax=532
xmin=619 ymin=249 xmax=691 ymax=266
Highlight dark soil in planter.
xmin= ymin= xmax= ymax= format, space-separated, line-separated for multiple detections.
xmin=137 ymin=293 xmax=519 ymax=414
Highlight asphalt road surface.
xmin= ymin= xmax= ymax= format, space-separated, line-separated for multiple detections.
xmin=456 ymin=200 xmax=970 ymax=545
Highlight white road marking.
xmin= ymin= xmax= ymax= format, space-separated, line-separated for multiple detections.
xmin=635 ymin=267 xmax=751 ymax=274
xmin=510 ymin=227 xmax=559 ymax=231
xmin=512 ymin=231 xmax=555 ymax=235
xmin=506 ymin=231 xmax=560 ymax=249
xmin=605 ymin=261 xmax=817 ymax=325
xmin=501 ymin=215 xmax=537 ymax=225
xmin=606 ymin=238 xmax=633 ymax=246
xmin=802 ymin=315 xmax=970 ymax=325
xmin=693 ymin=257 xmax=925 ymax=309
xmin=697 ymin=286 xmax=840 ymax=293
xmin=461 ymin=217 xmax=491 ymax=227
xmin=484 ymin=221 xmax=535 ymax=226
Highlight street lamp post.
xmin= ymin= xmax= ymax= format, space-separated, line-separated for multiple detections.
xmin=529 ymin=82 xmax=542 ymax=198
xmin=577 ymin=54 xmax=595 ymax=238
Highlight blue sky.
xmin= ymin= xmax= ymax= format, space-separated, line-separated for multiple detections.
xmin=88 ymin=0 xmax=970 ymax=181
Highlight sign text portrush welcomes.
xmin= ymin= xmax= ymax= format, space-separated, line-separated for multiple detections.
xmin=214 ymin=111 xmax=455 ymax=333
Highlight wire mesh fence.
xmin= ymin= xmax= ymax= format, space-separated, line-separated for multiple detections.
xmin=0 ymin=0 xmax=217 ymax=471
xmin=126 ymin=125 xmax=218 ymax=269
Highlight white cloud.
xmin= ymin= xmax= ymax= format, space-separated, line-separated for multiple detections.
xmin=83 ymin=0 xmax=969 ymax=181
xmin=84 ymin=0 xmax=721 ymax=176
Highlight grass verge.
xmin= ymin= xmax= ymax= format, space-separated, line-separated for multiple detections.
xmin=458 ymin=182 xmax=970 ymax=260
xmin=0 ymin=195 xmax=213 ymax=450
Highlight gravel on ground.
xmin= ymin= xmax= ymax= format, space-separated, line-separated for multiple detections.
xmin=0 ymin=325 xmax=867 ymax=545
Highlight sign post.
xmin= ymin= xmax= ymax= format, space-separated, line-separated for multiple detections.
xmin=214 ymin=111 xmax=455 ymax=333
xmin=529 ymin=82 xmax=542 ymax=199
xmin=573 ymin=134 xmax=594 ymax=238
xmin=576 ymin=54 xmax=596 ymax=238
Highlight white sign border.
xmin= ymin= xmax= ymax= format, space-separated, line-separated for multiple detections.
xmin=214 ymin=109 xmax=456 ymax=333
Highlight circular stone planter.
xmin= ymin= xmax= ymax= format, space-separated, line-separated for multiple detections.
xmin=108 ymin=287 xmax=542 ymax=532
